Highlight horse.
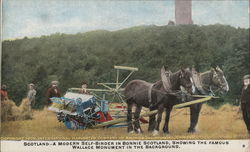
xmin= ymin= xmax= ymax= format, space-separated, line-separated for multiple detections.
xmin=124 ymin=66 xmax=195 ymax=134
xmin=187 ymin=66 xmax=229 ymax=133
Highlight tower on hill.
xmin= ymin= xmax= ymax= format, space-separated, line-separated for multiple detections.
xmin=175 ymin=0 xmax=193 ymax=25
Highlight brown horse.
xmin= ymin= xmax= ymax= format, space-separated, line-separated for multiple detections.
xmin=124 ymin=67 xmax=194 ymax=134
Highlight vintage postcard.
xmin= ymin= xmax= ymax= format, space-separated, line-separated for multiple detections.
xmin=1 ymin=0 xmax=250 ymax=152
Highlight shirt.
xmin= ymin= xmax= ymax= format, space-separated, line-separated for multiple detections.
xmin=27 ymin=89 xmax=36 ymax=103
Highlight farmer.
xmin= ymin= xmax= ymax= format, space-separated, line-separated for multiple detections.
xmin=240 ymin=75 xmax=250 ymax=134
xmin=27 ymin=83 xmax=36 ymax=110
xmin=1 ymin=84 xmax=9 ymax=101
xmin=46 ymin=81 xmax=61 ymax=106
xmin=79 ymin=81 xmax=89 ymax=94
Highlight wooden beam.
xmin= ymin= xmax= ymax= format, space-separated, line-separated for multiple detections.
xmin=173 ymin=96 xmax=212 ymax=109
xmin=116 ymin=69 xmax=119 ymax=89
xmin=69 ymin=88 xmax=113 ymax=92
xmin=117 ymin=71 xmax=134 ymax=89
xmin=69 ymin=88 xmax=125 ymax=92
xmin=192 ymin=95 xmax=220 ymax=99
xmin=97 ymin=83 xmax=122 ymax=85
xmin=114 ymin=65 xmax=138 ymax=71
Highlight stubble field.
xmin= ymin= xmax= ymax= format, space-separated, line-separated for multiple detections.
xmin=1 ymin=103 xmax=249 ymax=140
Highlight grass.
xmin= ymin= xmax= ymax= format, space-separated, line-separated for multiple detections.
xmin=1 ymin=104 xmax=249 ymax=140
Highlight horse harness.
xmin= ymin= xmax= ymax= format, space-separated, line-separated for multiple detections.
xmin=148 ymin=71 xmax=173 ymax=107
xmin=191 ymin=70 xmax=207 ymax=95
xmin=192 ymin=70 xmax=220 ymax=96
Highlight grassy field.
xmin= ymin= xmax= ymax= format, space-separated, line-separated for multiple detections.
xmin=1 ymin=104 xmax=249 ymax=140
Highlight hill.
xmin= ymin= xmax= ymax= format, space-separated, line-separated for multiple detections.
xmin=2 ymin=24 xmax=249 ymax=108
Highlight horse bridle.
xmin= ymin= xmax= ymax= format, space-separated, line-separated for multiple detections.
xmin=202 ymin=70 xmax=225 ymax=96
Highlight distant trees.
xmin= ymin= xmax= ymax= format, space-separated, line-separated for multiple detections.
xmin=2 ymin=24 xmax=249 ymax=108
xmin=32 ymin=66 xmax=48 ymax=108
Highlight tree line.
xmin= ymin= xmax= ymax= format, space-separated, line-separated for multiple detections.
xmin=2 ymin=24 xmax=249 ymax=108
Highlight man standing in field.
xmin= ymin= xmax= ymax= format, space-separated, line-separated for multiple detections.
xmin=46 ymin=81 xmax=61 ymax=106
xmin=79 ymin=81 xmax=89 ymax=94
xmin=1 ymin=84 xmax=9 ymax=101
xmin=240 ymin=75 xmax=250 ymax=134
xmin=27 ymin=83 xmax=36 ymax=111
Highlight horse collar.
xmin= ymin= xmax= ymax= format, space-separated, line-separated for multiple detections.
xmin=202 ymin=71 xmax=217 ymax=95
xmin=192 ymin=70 xmax=207 ymax=95
xmin=163 ymin=71 xmax=173 ymax=93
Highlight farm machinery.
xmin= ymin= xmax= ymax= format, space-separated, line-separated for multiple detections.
xmin=49 ymin=92 xmax=113 ymax=129
xmin=48 ymin=66 xmax=217 ymax=130
xmin=48 ymin=66 xmax=146 ymax=129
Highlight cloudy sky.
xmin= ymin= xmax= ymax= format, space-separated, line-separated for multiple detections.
xmin=2 ymin=0 xmax=249 ymax=40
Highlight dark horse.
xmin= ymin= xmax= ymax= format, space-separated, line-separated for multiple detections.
xmin=188 ymin=66 xmax=229 ymax=133
xmin=124 ymin=67 xmax=194 ymax=134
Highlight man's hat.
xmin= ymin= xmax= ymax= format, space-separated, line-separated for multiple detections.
xmin=243 ymin=75 xmax=250 ymax=80
xmin=29 ymin=83 xmax=35 ymax=86
xmin=1 ymin=84 xmax=7 ymax=89
xmin=82 ymin=81 xmax=88 ymax=85
xmin=51 ymin=81 xmax=59 ymax=85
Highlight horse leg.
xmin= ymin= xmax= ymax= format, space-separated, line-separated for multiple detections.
xmin=148 ymin=111 xmax=156 ymax=132
xmin=134 ymin=105 xmax=143 ymax=133
xmin=188 ymin=103 xmax=203 ymax=133
xmin=163 ymin=106 xmax=172 ymax=134
xmin=152 ymin=105 xmax=164 ymax=136
xmin=148 ymin=106 xmax=157 ymax=132
xmin=127 ymin=102 xmax=134 ymax=133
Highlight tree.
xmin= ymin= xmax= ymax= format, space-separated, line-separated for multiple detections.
xmin=32 ymin=66 xmax=49 ymax=108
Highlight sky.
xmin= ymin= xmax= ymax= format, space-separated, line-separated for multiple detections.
xmin=2 ymin=0 xmax=250 ymax=40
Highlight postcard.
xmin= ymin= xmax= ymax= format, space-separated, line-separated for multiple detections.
xmin=1 ymin=0 xmax=249 ymax=152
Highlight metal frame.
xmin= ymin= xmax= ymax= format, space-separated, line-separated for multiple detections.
xmin=68 ymin=65 xmax=138 ymax=104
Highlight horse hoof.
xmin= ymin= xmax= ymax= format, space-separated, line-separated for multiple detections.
xmin=128 ymin=131 xmax=134 ymax=134
xmin=148 ymin=128 xmax=154 ymax=132
xmin=187 ymin=129 xmax=196 ymax=133
xmin=152 ymin=130 xmax=159 ymax=136
xmin=135 ymin=128 xmax=143 ymax=134
xmin=134 ymin=128 xmax=143 ymax=134
xmin=163 ymin=131 xmax=169 ymax=134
